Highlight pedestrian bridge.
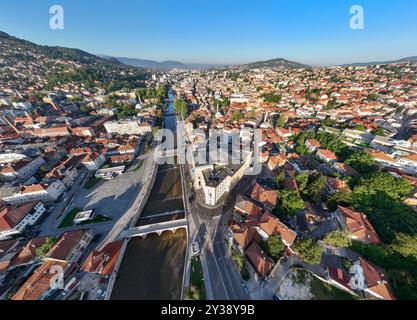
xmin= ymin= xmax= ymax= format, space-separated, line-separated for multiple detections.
xmin=119 ymin=218 xmax=187 ymax=239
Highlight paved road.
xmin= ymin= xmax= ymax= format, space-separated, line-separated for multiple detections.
xmin=177 ymin=111 xmax=251 ymax=301
xmin=187 ymin=205 xmax=250 ymax=300
xmin=37 ymin=148 xmax=156 ymax=250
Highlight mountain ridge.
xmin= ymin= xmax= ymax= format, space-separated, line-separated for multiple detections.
xmin=342 ymin=56 xmax=417 ymax=67
xmin=0 ymin=30 xmax=122 ymax=66
xmin=240 ymin=58 xmax=310 ymax=69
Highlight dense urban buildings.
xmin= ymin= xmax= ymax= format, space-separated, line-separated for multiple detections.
xmin=1 ymin=25 xmax=417 ymax=304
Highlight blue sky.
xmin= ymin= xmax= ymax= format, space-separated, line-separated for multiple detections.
xmin=0 ymin=0 xmax=416 ymax=65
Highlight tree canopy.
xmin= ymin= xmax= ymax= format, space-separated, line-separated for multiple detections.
xmin=324 ymin=230 xmax=352 ymax=248
xmin=277 ymin=189 xmax=305 ymax=217
xmin=231 ymin=110 xmax=244 ymax=122
xmin=294 ymin=239 xmax=324 ymax=265
xmin=345 ymin=151 xmax=377 ymax=174
xmin=261 ymin=234 xmax=286 ymax=262
xmin=35 ymin=237 xmax=57 ymax=259
xmin=174 ymin=99 xmax=188 ymax=119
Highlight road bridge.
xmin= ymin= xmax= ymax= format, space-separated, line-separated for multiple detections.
xmin=118 ymin=218 xmax=187 ymax=239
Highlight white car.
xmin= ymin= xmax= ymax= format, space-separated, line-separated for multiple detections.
xmin=192 ymin=242 xmax=200 ymax=256
xmin=97 ymin=289 xmax=106 ymax=298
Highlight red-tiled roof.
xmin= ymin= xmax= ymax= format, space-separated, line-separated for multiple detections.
xmin=245 ymin=242 xmax=274 ymax=277
xmin=12 ymin=260 xmax=68 ymax=300
xmin=306 ymin=139 xmax=321 ymax=148
xmin=318 ymin=149 xmax=338 ymax=160
xmin=338 ymin=206 xmax=381 ymax=244
xmin=0 ymin=202 xmax=38 ymax=231
xmin=80 ymin=241 xmax=123 ymax=275
xmin=47 ymin=230 xmax=90 ymax=261
xmin=250 ymin=183 xmax=278 ymax=209
xmin=11 ymin=237 xmax=49 ymax=266
xmin=359 ymin=258 xmax=395 ymax=300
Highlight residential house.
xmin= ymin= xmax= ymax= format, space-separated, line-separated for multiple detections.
xmin=349 ymin=258 xmax=395 ymax=300
xmin=276 ymin=128 xmax=293 ymax=139
xmin=250 ymin=182 xmax=278 ymax=211
xmin=334 ymin=206 xmax=381 ymax=244
xmin=33 ymin=126 xmax=71 ymax=138
xmin=267 ymin=154 xmax=287 ymax=171
xmin=46 ymin=229 xmax=94 ymax=275
xmin=0 ymin=156 xmax=45 ymax=181
xmin=11 ymin=260 xmax=68 ymax=300
xmin=325 ymin=177 xmax=350 ymax=194
xmin=1 ymin=182 xmax=66 ymax=205
xmin=305 ymin=139 xmax=321 ymax=153
xmin=80 ymin=241 xmax=123 ymax=276
xmin=245 ymin=242 xmax=274 ymax=278
xmin=82 ymin=152 xmax=106 ymax=171
xmin=317 ymin=149 xmax=338 ymax=163
xmin=46 ymin=155 xmax=84 ymax=189
xmin=109 ymin=154 xmax=135 ymax=165
xmin=397 ymin=154 xmax=417 ymax=175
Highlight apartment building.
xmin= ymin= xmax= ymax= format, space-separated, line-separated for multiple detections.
xmin=46 ymin=229 xmax=94 ymax=274
xmin=0 ymin=202 xmax=46 ymax=240
xmin=0 ymin=152 xmax=26 ymax=164
xmin=1 ymin=181 xmax=66 ymax=205
xmin=104 ymin=120 xmax=152 ymax=136
xmin=0 ymin=156 xmax=45 ymax=181
xmin=82 ymin=152 xmax=106 ymax=171
xmin=195 ymin=152 xmax=252 ymax=206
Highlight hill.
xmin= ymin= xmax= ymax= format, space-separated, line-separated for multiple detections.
xmin=241 ymin=58 xmax=310 ymax=69
xmin=342 ymin=56 xmax=417 ymax=67
xmin=0 ymin=30 xmax=148 ymax=92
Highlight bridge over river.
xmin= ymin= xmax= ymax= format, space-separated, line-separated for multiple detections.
xmin=119 ymin=218 xmax=187 ymax=239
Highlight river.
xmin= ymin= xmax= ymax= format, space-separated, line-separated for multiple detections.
xmin=111 ymin=91 xmax=187 ymax=300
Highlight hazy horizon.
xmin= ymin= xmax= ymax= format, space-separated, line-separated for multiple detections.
xmin=1 ymin=0 xmax=417 ymax=66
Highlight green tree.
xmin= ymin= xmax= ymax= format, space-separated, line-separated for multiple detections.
xmin=367 ymin=93 xmax=379 ymax=101
xmin=296 ymin=172 xmax=310 ymax=192
xmin=35 ymin=237 xmax=57 ymax=259
xmin=295 ymin=137 xmax=308 ymax=155
xmin=389 ymin=234 xmax=417 ymax=260
xmin=353 ymin=124 xmax=366 ymax=132
xmin=294 ymin=239 xmax=324 ymax=265
xmin=262 ymin=92 xmax=281 ymax=103
xmin=275 ymin=171 xmax=285 ymax=189
xmin=261 ymin=234 xmax=286 ymax=262
xmin=325 ymin=190 xmax=352 ymax=211
xmin=278 ymin=190 xmax=305 ymax=217
xmin=79 ymin=105 xmax=91 ymax=113
xmin=231 ymin=110 xmax=243 ymax=122
xmin=174 ymin=99 xmax=188 ymax=119
xmin=324 ymin=230 xmax=352 ymax=248
xmin=372 ymin=127 xmax=385 ymax=136
xmin=276 ymin=114 xmax=287 ymax=128
xmin=304 ymin=174 xmax=327 ymax=203
xmin=323 ymin=117 xmax=336 ymax=127
xmin=353 ymin=171 xmax=413 ymax=201
xmin=345 ymin=151 xmax=376 ymax=174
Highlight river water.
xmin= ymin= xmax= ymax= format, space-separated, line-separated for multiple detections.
xmin=111 ymin=92 xmax=187 ymax=300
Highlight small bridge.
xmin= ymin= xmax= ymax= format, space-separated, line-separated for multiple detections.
xmin=119 ymin=218 xmax=187 ymax=239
